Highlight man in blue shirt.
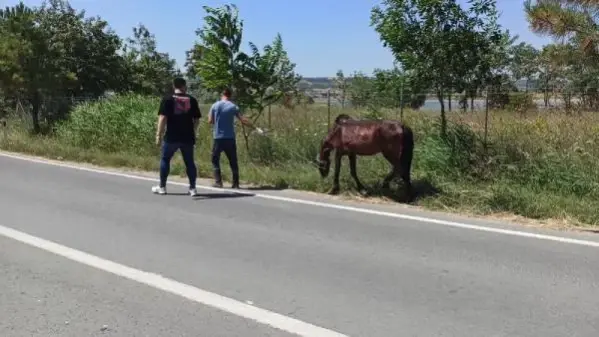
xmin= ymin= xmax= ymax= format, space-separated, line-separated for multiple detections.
xmin=152 ymin=77 xmax=201 ymax=196
xmin=208 ymin=88 xmax=260 ymax=188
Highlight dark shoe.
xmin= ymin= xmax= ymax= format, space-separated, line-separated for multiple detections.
xmin=212 ymin=170 xmax=223 ymax=188
xmin=232 ymin=171 xmax=239 ymax=189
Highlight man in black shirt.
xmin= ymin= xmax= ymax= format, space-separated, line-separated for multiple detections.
xmin=152 ymin=77 xmax=202 ymax=196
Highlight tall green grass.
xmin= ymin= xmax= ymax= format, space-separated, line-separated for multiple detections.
xmin=2 ymin=93 xmax=599 ymax=226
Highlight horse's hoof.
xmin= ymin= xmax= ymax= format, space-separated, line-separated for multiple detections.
xmin=328 ymin=188 xmax=340 ymax=195
xmin=358 ymin=189 xmax=369 ymax=196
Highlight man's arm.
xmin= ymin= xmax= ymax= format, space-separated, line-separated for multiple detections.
xmin=235 ymin=106 xmax=264 ymax=134
xmin=234 ymin=105 xmax=252 ymax=126
xmin=156 ymin=98 xmax=168 ymax=144
xmin=191 ymin=97 xmax=201 ymax=132
xmin=208 ymin=103 xmax=216 ymax=125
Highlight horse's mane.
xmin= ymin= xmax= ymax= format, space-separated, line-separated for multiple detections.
xmin=334 ymin=113 xmax=353 ymax=125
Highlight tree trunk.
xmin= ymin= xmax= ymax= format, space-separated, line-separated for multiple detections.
xmin=436 ymin=88 xmax=447 ymax=138
xmin=30 ymin=92 xmax=41 ymax=134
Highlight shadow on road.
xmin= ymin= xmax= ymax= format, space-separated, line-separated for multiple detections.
xmin=366 ymin=178 xmax=442 ymax=204
xmin=166 ymin=192 xmax=255 ymax=199
xmin=243 ymin=184 xmax=289 ymax=191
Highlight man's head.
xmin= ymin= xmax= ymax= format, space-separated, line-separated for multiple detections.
xmin=221 ymin=87 xmax=232 ymax=100
xmin=173 ymin=77 xmax=187 ymax=93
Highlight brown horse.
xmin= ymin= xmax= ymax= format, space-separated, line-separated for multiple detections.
xmin=317 ymin=114 xmax=414 ymax=197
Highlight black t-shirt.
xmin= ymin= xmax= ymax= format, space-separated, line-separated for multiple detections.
xmin=158 ymin=93 xmax=201 ymax=144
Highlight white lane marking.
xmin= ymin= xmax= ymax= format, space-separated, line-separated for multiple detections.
xmin=2 ymin=151 xmax=599 ymax=248
xmin=0 ymin=224 xmax=348 ymax=337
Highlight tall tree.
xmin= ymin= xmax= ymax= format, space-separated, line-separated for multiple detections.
xmin=371 ymin=68 xmax=426 ymax=110
xmin=187 ymin=4 xmax=249 ymax=98
xmin=509 ymin=42 xmax=540 ymax=91
xmin=371 ymin=0 xmax=474 ymax=135
xmin=121 ymin=23 xmax=180 ymax=95
xmin=0 ymin=0 xmax=125 ymax=131
xmin=186 ymin=4 xmax=299 ymax=148
xmin=347 ymin=71 xmax=374 ymax=108
xmin=244 ymin=34 xmax=300 ymax=117
xmin=332 ymin=70 xmax=349 ymax=108
xmin=524 ymin=0 xmax=599 ymax=57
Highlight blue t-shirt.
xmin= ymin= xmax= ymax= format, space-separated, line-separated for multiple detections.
xmin=210 ymin=99 xmax=241 ymax=139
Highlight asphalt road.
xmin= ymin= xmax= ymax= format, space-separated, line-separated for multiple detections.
xmin=1 ymin=153 xmax=599 ymax=337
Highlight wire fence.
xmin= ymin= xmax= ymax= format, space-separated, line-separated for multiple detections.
xmin=2 ymin=86 xmax=598 ymax=171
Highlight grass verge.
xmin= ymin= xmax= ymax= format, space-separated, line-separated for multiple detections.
xmin=1 ymin=94 xmax=598 ymax=228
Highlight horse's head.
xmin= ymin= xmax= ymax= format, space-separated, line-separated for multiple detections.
xmin=316 ymin=142 xmax=332 ymax=178
xmin=334 ymin=113 xmax=352 ymax=125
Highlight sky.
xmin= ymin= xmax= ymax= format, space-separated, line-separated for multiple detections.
xmin=2 ymin=0 xmax=553 ymax=77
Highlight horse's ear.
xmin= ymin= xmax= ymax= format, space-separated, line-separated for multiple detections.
xmin=315 ymin=153 xmax=321 ymax=162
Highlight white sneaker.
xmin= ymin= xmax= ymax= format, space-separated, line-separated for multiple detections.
xmin=152 ymin=185 xmax=166 ymax=195
xmin=189 ymin=188 xmax=198 ymax=197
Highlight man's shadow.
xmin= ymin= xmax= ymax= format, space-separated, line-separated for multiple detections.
xmin=168 ymin=192 xmax=255 ymax=199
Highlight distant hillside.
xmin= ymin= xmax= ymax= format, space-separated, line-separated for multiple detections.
xmin=301 ymin=77 xmax=333 ymax=89
xmin=301 ymin=77 xmax=540 ymax=92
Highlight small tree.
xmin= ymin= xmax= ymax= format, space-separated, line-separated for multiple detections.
xmin=332 ymin=70 xmax=349 ymax=108
xmin=187 ymin=4 xmax=300 ymax=150
xmin=509 ymin=42 xmax=540 ymax=92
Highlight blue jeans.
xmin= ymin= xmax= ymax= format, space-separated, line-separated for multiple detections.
xmin=211 ymin=138 xmax=239 ymax=184
xmin=159 ymin=141 xmax=197 ymax=188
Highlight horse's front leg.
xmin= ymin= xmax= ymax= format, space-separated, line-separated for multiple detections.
xmin=348 ymin=153 xmax=367 ymax=196
xmin=328 ymin=151 xmax=342 ymax=195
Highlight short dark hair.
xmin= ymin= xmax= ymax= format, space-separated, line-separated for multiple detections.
xmin=173 ymin=77 xmax=187 ymax=89
xmin=222 ymin=87 xmax=232 ymax=97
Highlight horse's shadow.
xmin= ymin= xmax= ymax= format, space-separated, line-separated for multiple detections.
xmin=363 ymin=178 xmax=441 ymax=204
xmin=243 ymin=183 xmax=289 ymax=191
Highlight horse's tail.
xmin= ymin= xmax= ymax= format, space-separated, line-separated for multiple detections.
xmin=399 ymin=124 xmax=414 ymax=179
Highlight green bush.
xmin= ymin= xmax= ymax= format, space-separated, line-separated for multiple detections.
xmin=56 ymin=94 xmax=158 ymax=153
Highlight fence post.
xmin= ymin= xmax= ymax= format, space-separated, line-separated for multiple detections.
xmin=484 ymin=86 xmax=489 ymax=154
xmin=327 ymin=88 xmax=331 ymax=130
xmin=1 ymin=118 xmax=6 ymax=144
xmin=399 ymin=78 xmax=404 ymax=122
xmin=268 ymin=104 xmax=272 ymax=129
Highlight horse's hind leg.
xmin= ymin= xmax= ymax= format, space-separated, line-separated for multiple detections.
xmin=400 ymin=164 xmax=412 ymax=200
xmin=399 ymin=142 xmax=414 ymax=201
xmin=348 ymin=153 xmax=367 ymax=195
xmin=381 ymin=170 xmax=395 ymax=190
xmin=381 ymin=151 xmax=398 ymax=189
xmin=328 ymin=151 xmax=342 ymax=195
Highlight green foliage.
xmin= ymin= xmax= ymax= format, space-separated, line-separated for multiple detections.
xmin=347 ymin=71 xmax=375 ymax=108
xmin=0 ymin=0 xmax=180 ymax=133
xmin=4 ymin=96 xmax=599 ymax=225
xmin=509 ymin=42 xmax=540 ymax=89
xmin=187 ymin=4 xmax=246 ymax=93
xmin=121 ymin=24 xmax=180 ymax=95
xmin=186 ymin=4 xmax=300 ymax=118
xmin=371 ymin=0 xmax=512 ymax=134
xmin=371 ymin=68 xmax=426 ymax=110
xmin=55 ymin=94 xmax=158 ymax=153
